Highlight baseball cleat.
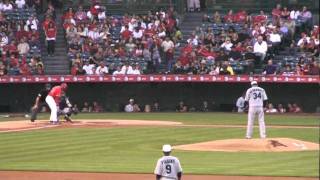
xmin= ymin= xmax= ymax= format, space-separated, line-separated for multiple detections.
xmin=64 ymin=116 xmax=73 ymax=123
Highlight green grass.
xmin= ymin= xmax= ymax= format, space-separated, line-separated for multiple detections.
xmin=0 ymin=113 xmax=319 ymax=177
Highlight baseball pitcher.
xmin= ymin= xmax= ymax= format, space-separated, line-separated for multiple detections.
xmin=154 ymin=144 xmax=182 ymax=180
xmin=244 ymin=81 xmax=268 ymax=139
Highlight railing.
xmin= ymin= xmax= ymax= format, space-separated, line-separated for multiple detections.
xmin=0 ymin=75 xmax=319 ymax=84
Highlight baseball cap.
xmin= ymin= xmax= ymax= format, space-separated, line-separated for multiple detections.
xmin=162 ymin=144 xmax=172 ymax=152
xmin=251 ymin=81 xmax=258 ymax=86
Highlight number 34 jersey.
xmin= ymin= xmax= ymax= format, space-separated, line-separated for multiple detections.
xmin=245 ymin=86 xmax=268 ymax=107
xmin=154 ymin=156 xmax=183 ymax=179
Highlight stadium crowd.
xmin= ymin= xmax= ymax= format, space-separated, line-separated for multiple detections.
xmin=0 ymin=0 xmax=44 ymax=76
xmin=0 ymin=1 xmax=318 ymax=76
xmin=63 ymin=2 xmax=318 ymax=76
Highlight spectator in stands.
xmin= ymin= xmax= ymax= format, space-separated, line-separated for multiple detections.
xmin=113 ymin=66 xmax=125 ymax=75
xmin=44 ymin=22 xmax=57 ymax=56
xmin=187 ymin=0 xmax=200 ymax=12
xmin=266 ymin=103 xmax=278 ymax=113
xmin=219 ymin=61 xmax=234 ymax=75
xmin=263 ymin=59 xmax=277 ymax=75
xmin=83 ymin=60 xmax=95 ymax=75
xmin=277 ymin=104 xmax=286 ymax=113
xmin=272 ymin=4 xmax=281 ymax=25
xmin=2 ymin=0 xmax=13 ymax=11
xmin=161 ymin=36 xmax=175 ymax=72
xmin=127 ymin=63 xmax=141 ymax=75
xmin=200 ymin=101 xmax=209 ymax=112
xmin=220 ymin=37 xmax=233 ymax=51
xmin=0 ymin=61 xmax=6 ymax=75
xmin=253 ymin=36 xmax=268 ymax=67
xmin=269 ymin=28 xmax=282 ymax=55
xmin=17 ymin=37 xmax=30 ymax=55
xmin=281 ymin=64 xmax=294 ymax=76
xmin=95 ymin=62 xmax=108 ymax=75
xmin=308 ymin=60 xmax=319 ymax=75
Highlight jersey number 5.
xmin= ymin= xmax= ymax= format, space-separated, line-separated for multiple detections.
xmin=253 ymin=92 xmax=262 ymax=99
xmin=166 ymin=165 xmax=172 ymax=174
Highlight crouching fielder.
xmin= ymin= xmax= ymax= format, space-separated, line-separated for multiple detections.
xmin=244 ymin=81 xmax=268 ymax=139
xmin=45 ymin=83 xmax=68 ymax=124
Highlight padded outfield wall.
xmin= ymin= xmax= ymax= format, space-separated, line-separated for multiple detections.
xmin=0 ymin=82 xmax=319 ymax=112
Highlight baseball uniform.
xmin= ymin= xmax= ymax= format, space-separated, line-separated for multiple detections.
xmin=155 ymin=156 xmax=182 ymax=180
xmin=30 ymin=84 xmax=51 ymax=122
xmin=245 ymin=81 xmax=268 ymax=138
xmin=45 ymin=84 xmax=67 ymax=123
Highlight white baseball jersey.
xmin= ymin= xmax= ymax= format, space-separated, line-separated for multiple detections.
xmin=245 ymin=86 xmax=268 ymax=107
xmin=154 ymin=155 xmax=182 ymax=180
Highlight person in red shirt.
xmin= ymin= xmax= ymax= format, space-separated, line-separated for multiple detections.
xmin=45 ymin=83 xmax=68 ymax=124
xmin=121 ymin=25 xmax=132 ymax=41
xmin=272 ymin=4 xmax=282 ymax=25
xmin=45 ymin=22 xmax=57 ymax=56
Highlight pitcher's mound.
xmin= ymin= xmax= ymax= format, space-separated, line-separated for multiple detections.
xmin=174 ymin=138 xmax=319 ymax=152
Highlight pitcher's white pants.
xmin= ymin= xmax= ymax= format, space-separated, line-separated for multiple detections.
xmin=246 ymin=106 xmax=266 ymax=138
xmin=45 ymin=95 xmax=58 ymax=122
xmin=188 ymin=0 xmax=200 ymax=10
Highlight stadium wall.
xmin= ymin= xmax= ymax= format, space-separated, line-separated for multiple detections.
xmin=0 ymin=83 xmax=318 ymax=113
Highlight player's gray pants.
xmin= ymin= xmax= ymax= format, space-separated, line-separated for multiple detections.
xmin=246 ymin=107 xmax=266 ymax=138
xmin=30 ymin=102 xmax=46 ymax=121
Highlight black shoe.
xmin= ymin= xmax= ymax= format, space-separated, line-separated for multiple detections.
xmin=64 ymin=116 xmax=73 ymax=123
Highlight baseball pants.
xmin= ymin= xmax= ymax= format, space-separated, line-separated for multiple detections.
xmin=30 ymin=102 xmax=46 ymax=121
xmin=45 ymin=96 xmax=58 ymax=122
xmin=246 ymin=106 xmax=266 ymax=138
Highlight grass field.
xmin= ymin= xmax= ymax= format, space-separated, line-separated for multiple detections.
xmin=0 ymin=113 xmax=319 ymax=177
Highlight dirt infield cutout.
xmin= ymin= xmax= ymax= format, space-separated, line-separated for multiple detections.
xmin=0 ymin=120 xmax=183 ymax=133
xmin=174 ymin=138 xmax=319 ymax=152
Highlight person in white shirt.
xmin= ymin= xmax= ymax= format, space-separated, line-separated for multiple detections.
xmin=132 ymin=27 xmax=143 ymax=39
xmin=266 ymin=103 xmax=278 ymax=113
xmin=82 ymin=61 xmax=95 ymax=75
xmin=124 ymin=99 xmax=134 ymax=112
xmin=269 ymin=29 xmax=281 ymax=43
xmin=113 ymin=66 xmax=125 ymax=75
xmin=244 ymin=81 xmax=268 ymax=139
xmin=154 ymin=144 xmax=182 ymax=180
xmin=15 ymin=0 xmax=25 ymax=9
xmin=121 ymin=63 xmax=133 ymax=74
xmin=2 ymin=1 xmax=13 ymax=11
xmin=95 ymin=62 xmax=109 ymax=75
xmin=127 ymin=64 xmax=141 ymax=75
xmin=297 ymin=33 xmax=310 ymax=46
xmin=88 ymin=28 xmax=100 ymax=41
xmin=26 ymin=16 xmax=39 ymax=31
xmin=253 ymin=36 xmax=268 ymax=63
xmin=220 ymin=38 xmax=233 ymax=51
xmin=98 ymin=9 xmax=106 ymax=21
xmin=236 ymin=94 xmax=245 ymax=113
xmin=290 ymin=9 xmax=300 ymax=20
